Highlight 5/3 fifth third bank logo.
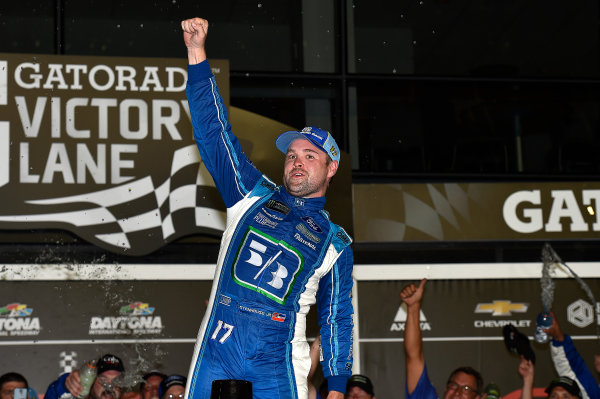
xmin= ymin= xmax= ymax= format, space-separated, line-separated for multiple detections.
xmin=390 ymin=303 xmax=431 ymax=331
xmin=233 ymin=226 xmax=304 ymax=305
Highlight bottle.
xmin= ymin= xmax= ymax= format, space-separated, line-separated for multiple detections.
xmin=483 ymin=383 xmax=501 ymax=399
xmin=78 ymin=359 xmax=98 ymax=399
xmin=534 ymin=312 xmax=553 ymax=343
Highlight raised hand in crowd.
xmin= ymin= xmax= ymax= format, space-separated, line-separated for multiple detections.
xmin=517 ymin=356 xmax=535 ymax=399
xmin=400 ymin=278 xmax=427 ymax=394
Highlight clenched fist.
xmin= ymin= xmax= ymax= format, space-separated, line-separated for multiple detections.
xmin=181 ymin=17 xmax=208 ymax=64
xmin=400 ymin=278 xmax=427 ymax=307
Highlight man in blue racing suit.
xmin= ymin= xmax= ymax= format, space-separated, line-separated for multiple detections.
xmin=181 ymin=17 xmax=354 ymax=399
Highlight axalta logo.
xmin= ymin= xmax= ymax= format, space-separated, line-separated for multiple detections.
xmin=390 ymin=304 xmax=431 ymax=331
xmin=567 ymin=299 xmax=600 ymax=328
xmin=503 ymin=189 xmax=600 ymax=233
xmin=89 ymin=301 xmax=163 ymax=335
xmin=0 ymin=303 xmax=41 ymax=336
xmin=474 ymin=300 xmax=531 ymax=328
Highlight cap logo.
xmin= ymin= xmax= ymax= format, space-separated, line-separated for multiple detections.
xmin=276 ymin=127 xmax=340 ymax=163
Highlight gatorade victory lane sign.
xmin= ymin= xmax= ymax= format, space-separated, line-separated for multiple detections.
xmin=0 ymin=53 xmax=231 ymax=255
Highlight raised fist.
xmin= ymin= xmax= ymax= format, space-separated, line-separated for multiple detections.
xmin=181 ymin=17 xmax=208 ymax=50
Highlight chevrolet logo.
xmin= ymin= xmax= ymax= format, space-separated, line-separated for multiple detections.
xmin=474 ymin=300 xmax=528 ymax=316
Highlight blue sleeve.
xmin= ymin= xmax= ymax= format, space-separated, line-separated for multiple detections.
xmin=317 ymin=247 xmax=354 ymax=394
xmin=186 ymin=61 xmax=262 ymax=208
xmin=551 ymin=335 xmax=600 ymax=399
xmin=44 ymin=373 xmax=71 ymax=399
xmin=406 ymin=366 xmax=438 ymax=399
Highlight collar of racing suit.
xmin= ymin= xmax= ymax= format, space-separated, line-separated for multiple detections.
xmin=279 ymin=187 xmax=327 ymax=211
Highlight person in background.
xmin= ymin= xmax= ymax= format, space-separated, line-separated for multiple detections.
xmin=0 ymin=373 xmax=30 ymax=399
xmin=344 ymin=375 xmax=376 ymax=399
xmin=516 ymin=355 xmax=583 ymax=399
xmin=140 ymin=372 xmax=165 ymax=399
xmin=45 ymin=354 xmax=125 ymax=399
xmin=546 ymin=377 xmax=583 ymax=399
xmin=517 ymin=355 xmax=535 ymax=399
xmin=120 ymin=389 xmax=141 ymax=399
xmin=158 ymin=376 xmax=186 ymax=399
xmin=544 ymin=310 xmax=600 ymax=399
xmin=308 ymin=335 xmax=322 ymax=399
xmin=401 ymin=278 xmax=483 ymax=399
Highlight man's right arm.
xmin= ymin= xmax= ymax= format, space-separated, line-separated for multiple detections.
xmin=400 ymin=278 xmax=427 ymax=395
xmin=182 ymin=17 xmax=262 ymax=207
xmin=546 ymin=311 xmax=600 ymax=399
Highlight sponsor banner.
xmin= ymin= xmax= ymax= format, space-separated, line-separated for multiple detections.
xmin=356 ymin=277 xmax=600 ymax=399
xmin=0 ymin=302 xmax=41 ymax=337
xmin=353 ymin=182 xmax=600 ymax=241
xmin=0 ymin=280 xmax=212 ymax=341
xmin=0 ymin=53 xmax=231 ymax=255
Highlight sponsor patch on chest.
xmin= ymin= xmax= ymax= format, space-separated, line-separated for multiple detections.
xmin=301 ymin=216 xmax=323 ymax=233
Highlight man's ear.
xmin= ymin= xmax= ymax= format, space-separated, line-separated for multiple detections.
xmin=327 ymin=160 xmax=339 ymax=179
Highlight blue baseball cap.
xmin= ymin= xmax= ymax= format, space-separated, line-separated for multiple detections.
xmin=275 ymin=127 xmax=340 ymax=163
xmin=158 ymin=375 xmax=187 ymax=399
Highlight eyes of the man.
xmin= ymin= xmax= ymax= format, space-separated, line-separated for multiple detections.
xmin=287 ymin=153 xmax=316 ymax=160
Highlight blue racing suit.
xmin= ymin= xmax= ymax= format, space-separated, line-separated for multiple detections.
xmin=550 ymin=335 xmax=600 ymax=399
xmin=44 ymin=374 xmax=73 ymax=399
xmin=184 ymin=60 xmax=354 ymax=399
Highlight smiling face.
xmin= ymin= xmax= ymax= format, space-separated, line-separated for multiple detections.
xmin=282 ymin=138 xmax=338 ymax=198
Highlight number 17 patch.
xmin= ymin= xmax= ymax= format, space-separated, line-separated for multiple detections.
xmin=232 ymin=226 xmax=304 ymax=304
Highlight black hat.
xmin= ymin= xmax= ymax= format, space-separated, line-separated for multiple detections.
xmin=545 ymin=377 xmax=582 ymax=398
xmin=346 ymin=375 xmax=374 ymax=396
xmin=502 ymin=324 xmax=536 ymax=364
xmin=97 ymin=354 xmax=125 ymax=375
xmin=158 ymin=375 xmax=187 ymax=399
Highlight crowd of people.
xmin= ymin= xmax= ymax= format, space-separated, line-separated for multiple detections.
xmin=0 ymin=356 xmax=187 ymax=399
xmin=1 ymin=279 xmax=600 ymax=399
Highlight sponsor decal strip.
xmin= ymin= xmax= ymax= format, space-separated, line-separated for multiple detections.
xmin=1 ymin=262 xmax=600 ymax=281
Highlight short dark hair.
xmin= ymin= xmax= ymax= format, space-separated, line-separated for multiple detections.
xmin=447 ymin=367 xmax=483 ymax=394
xmin=140 ymin=371 xmax=166 ymax=390
xmin=0 ymin=373 xmax=28 ymax=390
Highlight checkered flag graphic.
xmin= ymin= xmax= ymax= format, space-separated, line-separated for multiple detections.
xmin=59 ymin=351 xmax=78 ymax=375
xmin=0 ymin=145 xmax=227 ymax=255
